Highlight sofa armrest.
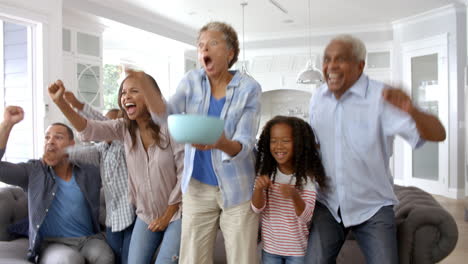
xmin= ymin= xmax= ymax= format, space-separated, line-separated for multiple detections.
xmin=394 ymin=186 xmax=458 ymax=264
xmin=0 ymin=186 xmax=28 ymax=241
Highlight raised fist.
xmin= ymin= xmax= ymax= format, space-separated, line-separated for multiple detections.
xmin=382 ymin=87 xmax=414 ymax=114
xmin=3 ymin=106 xmax=24 ymax=125
xmin=48 ymin=80 xmax=66 ymax=103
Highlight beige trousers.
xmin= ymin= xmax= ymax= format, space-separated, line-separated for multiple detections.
xmin=180 ymin=178 xmax=259 ymax=264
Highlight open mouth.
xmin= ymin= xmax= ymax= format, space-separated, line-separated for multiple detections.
xmin=125 ymin=103 xmax=137 ymax=115
xmin=203 ymin=55 xmax=213 ymax=70
xmin=327 ymin=73 xmax=341 ymax=84
xmin=45 ymin=146 xmax=57 ymax=153
xmin=274 ymin=152 xmax=287 ymax=159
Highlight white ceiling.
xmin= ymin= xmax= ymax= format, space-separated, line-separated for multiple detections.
xmin=68 ymin=0 xmax=466 ymax=57
xmin=107 ymin=0 xmax=463 ymax=41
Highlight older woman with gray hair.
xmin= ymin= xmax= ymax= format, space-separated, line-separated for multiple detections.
xmin=131 ymin=21 xmax=262 ymax=263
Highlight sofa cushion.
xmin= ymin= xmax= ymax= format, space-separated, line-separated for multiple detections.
xmin=0 ymin=238 xmax=30 ymax=263
xmin=0 ymin=187 xmax=28 ymax=241
xmin=393 ymin=185 xmax=458 ymax=264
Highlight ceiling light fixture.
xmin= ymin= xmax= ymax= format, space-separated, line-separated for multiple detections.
xmin=296 ymin=0 xmax=323 ymax=85
xmin=269 ymin=0 xmax=288 ymax=14
xmin=240 ymin=1 xmax=249 ymax=75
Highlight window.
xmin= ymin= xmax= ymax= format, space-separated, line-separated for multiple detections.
xmin=62 ymin=28 xmax=104 ymax=112
xmin=0 ymin=1 xmax=46 ymax=189
xmin=0 ymin=19 xmax=37 ymax=188
xmin=77 ymin=63 xmax=101 ymax=108
xmin=102 ymin=64 xmax=121 ymax=110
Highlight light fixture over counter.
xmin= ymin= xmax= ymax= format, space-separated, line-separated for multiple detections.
xmin=296 ymin=0 xmax=323 ymax=85
xmin=297 ymin=60 xmax=322 ymax=84
xmin=240 ymin=1 xmax=249 ymax=75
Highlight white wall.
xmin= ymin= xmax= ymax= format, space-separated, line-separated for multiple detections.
xmin=245 ymin=29 xmax=393 ymax=50
xmin=260 ymin=89 xmax=311 ymax=135
xmin=241 ymin=31 xmax=394 ymax=103
xmin=393 ymin=3 xmax=467 ymax=196
xmin=102 ymin=20 xmax=191 ymax=99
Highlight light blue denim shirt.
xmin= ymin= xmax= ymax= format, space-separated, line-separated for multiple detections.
xmin=156 ymin=69 xmax=261 ymax=208
xmin=309 ymin=74 xmax=424 ymax=227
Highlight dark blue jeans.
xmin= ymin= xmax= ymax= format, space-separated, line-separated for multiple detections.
xmin=106 ymin=221 xmax=135 ymax=264
xmin=305 ymin=202 xmax=398 ymax=264
xmin=262 ymin=250 xmax=305 ymax=264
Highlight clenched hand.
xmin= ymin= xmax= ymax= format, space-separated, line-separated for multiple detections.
xmin=3 ymin=106 xmax=24 ymax=125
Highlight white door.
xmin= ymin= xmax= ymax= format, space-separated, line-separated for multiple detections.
xmin=399 ymin=34 xmax=449 ymax=196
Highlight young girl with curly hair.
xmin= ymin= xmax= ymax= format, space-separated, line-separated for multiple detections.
xmin=252 ymin=115 xmax=327 ymax=264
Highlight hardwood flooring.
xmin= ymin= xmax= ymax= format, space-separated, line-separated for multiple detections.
xmin=433 ymin=195 xmax=468 ymax=264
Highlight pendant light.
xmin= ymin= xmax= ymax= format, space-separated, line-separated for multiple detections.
xmin=240 ymin=1 xmax=249 ymax=74
xmin=296 ymin=0 xmax=323 ymax=84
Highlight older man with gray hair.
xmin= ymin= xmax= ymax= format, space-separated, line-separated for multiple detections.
xmin=306 ymin=34 xmax=446 ymax=263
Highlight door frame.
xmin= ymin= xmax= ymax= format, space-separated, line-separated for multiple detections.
xmin=397 ymin=33 xmax=449 ymax=196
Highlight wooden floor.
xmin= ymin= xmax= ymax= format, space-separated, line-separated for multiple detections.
xmin=432 ymin=195 xmax=468 ymax=264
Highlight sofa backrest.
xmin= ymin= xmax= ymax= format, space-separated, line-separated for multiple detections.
xmin=0 ymin=186 xmax=28 ymax=241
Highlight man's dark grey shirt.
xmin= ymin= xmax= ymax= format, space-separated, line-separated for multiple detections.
xmin=0 ymin=148 xmax=102 ymax=261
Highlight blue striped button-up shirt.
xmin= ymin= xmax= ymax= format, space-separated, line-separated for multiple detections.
xmin=309 ymin=74 xmax=423 ymax=227
xmin=162 ymin=69 xmax=261 ymax=208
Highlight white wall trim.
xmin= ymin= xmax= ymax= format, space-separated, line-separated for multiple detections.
xmin=401 ymin=33 xmax=449 ymax=52
xmin=447 ymin=188 xmax=465 ymax=199
xmin=65 ymin=0 xmax=394 ymax=46
xmin=248 ymin=23 xmax=392 ymax=42
xmin=0 ymin=21 xmax=3 ymax=108
xmin=394 ymin=179 xmax=407 ymax=187
xmin=63 ymin=9 xmax=106 ymax=34
xmin=397 ymin=33 xmax=451 ymax=197
xmin=0 ymin=2 xmax=48 ymax=25
xmin=392 ymin=3 xmax=464 ymax=29
xmin=245 ymin=40 xmax=394 ymax=61
xmin=63 ymin=0 xmax=196 ymax=46
xmin=454 ymin=0 xmax=468 ymax=6
xmin=31 ymin=23 xmax=45 ymax=159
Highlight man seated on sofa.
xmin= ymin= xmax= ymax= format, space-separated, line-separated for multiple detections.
xmin=0 ymin=105 xmax=114 ymax=264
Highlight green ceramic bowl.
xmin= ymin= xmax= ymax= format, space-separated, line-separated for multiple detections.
xmin=168 ymin=114 xmax=225 ymax=145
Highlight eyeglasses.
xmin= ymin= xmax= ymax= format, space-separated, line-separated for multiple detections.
xmin=197 ymin=39 xmax=223 ymax=50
